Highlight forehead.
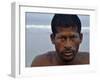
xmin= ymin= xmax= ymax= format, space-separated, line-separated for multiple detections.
xmin=56 ymin=26 xmax=78 ymax=34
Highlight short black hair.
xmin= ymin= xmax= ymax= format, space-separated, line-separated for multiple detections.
xmin=51 ymin=14 xmax=81 ymax=35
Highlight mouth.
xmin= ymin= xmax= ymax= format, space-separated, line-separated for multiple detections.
xmin=63 ymin=51 xmax=73 ymax=56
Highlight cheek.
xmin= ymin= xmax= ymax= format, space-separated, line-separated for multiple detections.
xmin=73 ymin=40 xmax=81 ymax=50
xmin=74 ymin=39 xmax=81 ymax=46
xmin=54 ymin=41 xmax=64 ymax=52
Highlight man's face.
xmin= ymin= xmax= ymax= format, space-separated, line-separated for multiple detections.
xmin=51 ymin=26 xmax=83 ymax=62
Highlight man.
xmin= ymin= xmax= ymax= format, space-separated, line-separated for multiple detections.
xmin=31 ymin=14 xmax=89 ymax=67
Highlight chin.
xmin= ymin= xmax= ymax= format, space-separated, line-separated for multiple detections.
xmin=62 ymin=56 xmax=75 ymax=62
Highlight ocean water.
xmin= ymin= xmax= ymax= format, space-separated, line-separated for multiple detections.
xmin=25 ymin=25 xmax=89 ymax=67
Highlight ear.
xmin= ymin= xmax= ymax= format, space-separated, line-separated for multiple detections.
xmin=50 ymin=34 xmax=55 ymax=44
xmin=79 ymin=33 xmax=83 ymax=43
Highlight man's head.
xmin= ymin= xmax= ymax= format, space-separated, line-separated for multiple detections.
xmin=50 ymin=14 xmax=83 ymax=63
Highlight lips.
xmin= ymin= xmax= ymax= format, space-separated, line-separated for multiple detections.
xmin=63 ymin=51 xmax=73 ymax=56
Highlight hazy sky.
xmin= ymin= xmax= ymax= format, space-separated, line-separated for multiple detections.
xmin=25 ymin=12 xmax=90 ymax=27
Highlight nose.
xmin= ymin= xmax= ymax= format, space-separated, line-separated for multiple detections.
xmin=64 ymin=38 xmax=72 ymax=50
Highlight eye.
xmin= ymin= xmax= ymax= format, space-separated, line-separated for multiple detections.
xmin=70 ymin=35 xmax=79 ymax=40
xmin=57 ymin=36 xmax=66 ymax=41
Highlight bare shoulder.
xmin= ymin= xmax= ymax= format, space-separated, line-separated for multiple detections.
xmin=78 ymin=52 xmax=89 ymax=57
xmin=31 ymin=51 xmax=55 ymax=67
xmin=76 ymin=52 xmax=90 ymax=64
